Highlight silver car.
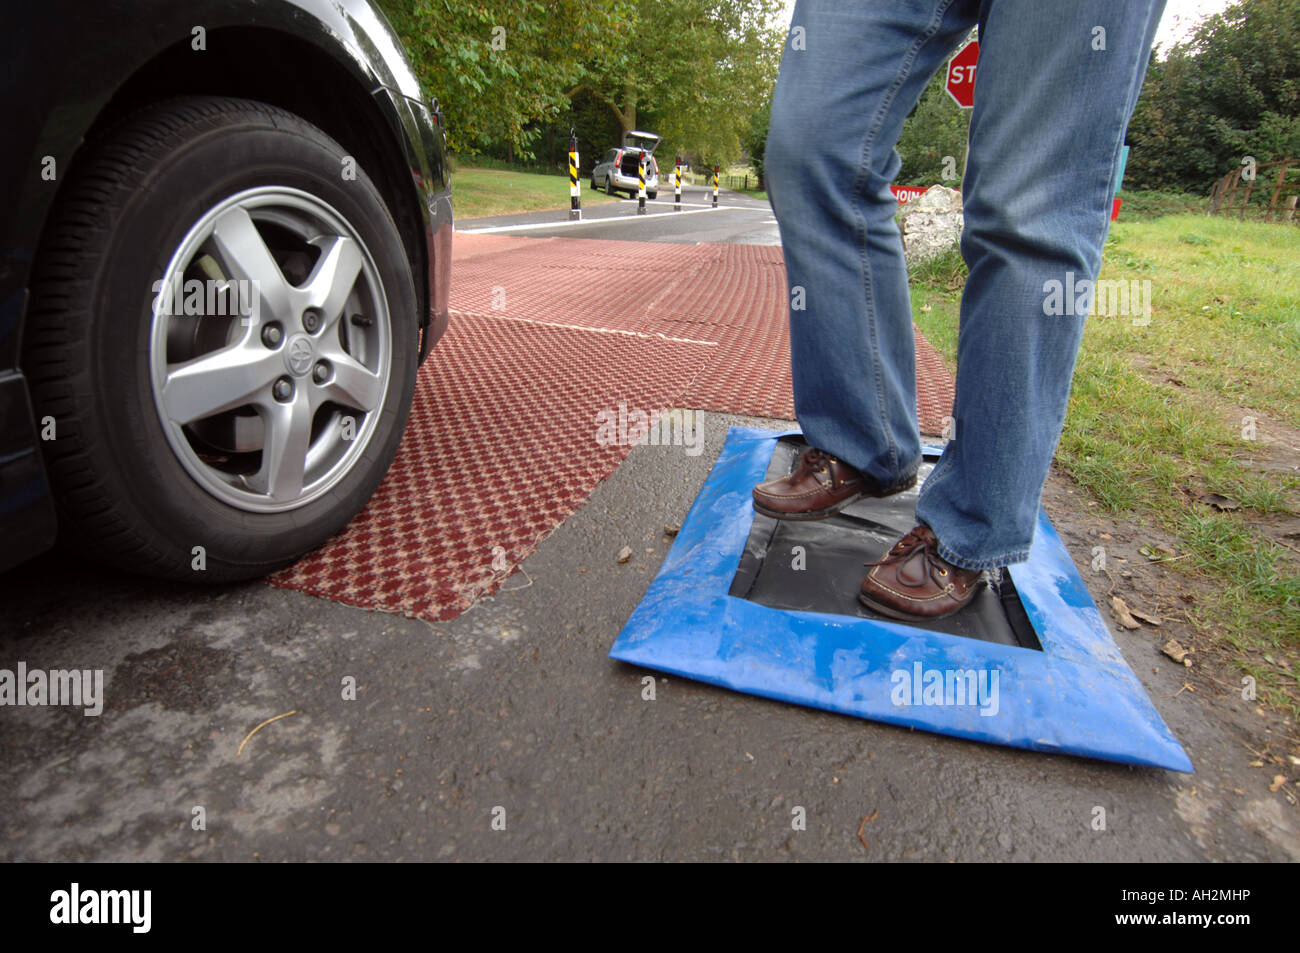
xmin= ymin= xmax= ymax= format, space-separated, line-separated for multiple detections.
xmin=591 ymin=131 xmax=660 ymax=199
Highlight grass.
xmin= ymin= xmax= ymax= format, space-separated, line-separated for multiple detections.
xmin=452 ymin=167 xmax=621 ymax=220
xmin=910 ymin=207 xmax=1300 ymax=713
xmin=1113 ymin=188 xmax=1206 ymax=221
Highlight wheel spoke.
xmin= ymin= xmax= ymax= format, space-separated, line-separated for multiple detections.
xmin=254 ymin=391 xmax=313 ymax=502
xmin=160 ymin=342 xmax=277 ymax=425
xmin=210 ymin=206 xmax=294 ymax=319
xmin=149 ymin=185 xmax=394 ymax=511
xmin=304 ymin=235 xmax=363 ymax=329
xmin=318 ymin=351 xmax=384 ymax=413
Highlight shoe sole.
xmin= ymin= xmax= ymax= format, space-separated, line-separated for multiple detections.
xmin=857 ymin=585 xmax=982 ymax=622
xmin=752 ymin=492 xmax=864 ymax=521
xmin=751 ymin=474 xmax=918 ymax=522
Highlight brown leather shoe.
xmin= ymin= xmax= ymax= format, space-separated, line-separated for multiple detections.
xmin=859 ymin=525 xmax=985 ymax=621
xmin=752 ymin=447 xmax=917 ymax=521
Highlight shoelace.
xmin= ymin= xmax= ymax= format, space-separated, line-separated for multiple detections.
xmin=802 ymin=448 xmax=836 ymax=471
xmin=864 ymin=527 xmax=952 ymax=581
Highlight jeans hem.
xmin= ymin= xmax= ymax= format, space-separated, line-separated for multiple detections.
xmin=932 ymin=538 xmax=1030 ymax=573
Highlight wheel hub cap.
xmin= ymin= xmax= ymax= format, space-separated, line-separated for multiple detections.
xmin=284 ymin=334 xmax=315 ymax=377
xmin=148 ymin=186 xmax=392 ymax=513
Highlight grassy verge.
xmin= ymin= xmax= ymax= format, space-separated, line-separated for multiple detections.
xmin=453 ymin=167 xmax=621 ymax=220
xmin=1113 ymin=189 xmax=1206 ymax=222
xmin=910 ymin=211 xmax=1300 ymax=713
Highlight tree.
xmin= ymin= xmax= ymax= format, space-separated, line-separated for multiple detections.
xmin=375 ymin=0 xmax=627 ymax=157
xmin=570 ymin=0 xmax=784 ymax=165
xmin=896 ymin=63 xmax=971 ymax=188
xmin=1125 ymin=0 xmax=1300 ymax=191
xmin=744 ymin=96 xmax=772 ymax=186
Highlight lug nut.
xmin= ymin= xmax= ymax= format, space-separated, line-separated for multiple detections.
xmin=302 ymin=308 xmax=323 ymax=333
xmin=312 ymin=361 xmax=331 ymax=384
xmin=261 ymin=323 xmax=283 ymax=348
xmin=272 ymin=377 xmax=294 ymax=401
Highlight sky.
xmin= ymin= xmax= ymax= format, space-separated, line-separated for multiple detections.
xmin=1153 ymin=0 xmax=1235 ymax=54
xmin=776 ymin=0 xmax=1238 ymax=58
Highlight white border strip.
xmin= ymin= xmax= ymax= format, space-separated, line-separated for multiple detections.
xmin=457 ymin=205 xmax=749 ymax=234
xmin=450 ymin=309 xmax=718 ymax=347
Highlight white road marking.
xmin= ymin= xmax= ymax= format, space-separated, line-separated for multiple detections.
xmin=457 ymin=204 xmax=764 ymax=234
xmin=450 ymin=309 xmax=718 ymax=347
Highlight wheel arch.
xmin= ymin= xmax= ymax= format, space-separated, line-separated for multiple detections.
xmin=70 ymin=27 xmax=433 ymax=346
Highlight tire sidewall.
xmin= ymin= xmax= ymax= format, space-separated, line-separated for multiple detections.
xmin=87 ymin=112 xmax=417 ymax=571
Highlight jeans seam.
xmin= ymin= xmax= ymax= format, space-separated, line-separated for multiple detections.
xmin=852 ymin=0 xmax=958 ymax=480
xmin=934 ymin=539 xmax=1028 ymax=572
xmin=1088 ymin=11 xmax=1162 ymax=280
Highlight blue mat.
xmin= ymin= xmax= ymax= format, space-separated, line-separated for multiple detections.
xmin=609 ymin=427 xmax=1192 ymax=772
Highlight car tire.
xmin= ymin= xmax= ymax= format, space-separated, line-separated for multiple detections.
xmin=23 ymin=96 xmax=419 ymax=582
xmin=647 ymin=191 xmax=658 ymax=200
xmin=605 ymin=177 xmax=619 ymax=196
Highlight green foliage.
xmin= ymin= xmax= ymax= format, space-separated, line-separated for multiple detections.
xmin=896 ymin=60 xmax=971 ymax=187
xmin=376 ymin=0 xmax=783 ymax=168
xmin=1126 ymin=0 xmax=1300 ymax=192
xmin=744 ymin=97 xmax=772 ymax=185
xmin=375 ymin=0 xmax=627 ymax=157
xmin=576 ymin=0 xmax=784 ymax=165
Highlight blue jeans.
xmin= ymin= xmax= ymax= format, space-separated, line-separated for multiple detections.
xmin=766 ymin=0 xmax=1165 ymax=570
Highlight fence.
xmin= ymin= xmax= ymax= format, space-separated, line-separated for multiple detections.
xmin=1207 ymin=158 xmax=1300 ymax=223
xmin=685 ymin=172 xmax=761 ymax=192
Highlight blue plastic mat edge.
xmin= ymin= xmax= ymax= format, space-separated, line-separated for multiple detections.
xmin=609 ymin=426 xmax=1193 ymax=772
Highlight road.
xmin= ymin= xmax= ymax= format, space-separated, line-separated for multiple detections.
xmin=458 ymin=184 xmax=781 ymax=245
xmin=1 ymin=189 xmax=1295 ymax=862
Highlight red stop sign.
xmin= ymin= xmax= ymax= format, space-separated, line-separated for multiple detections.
xmin=945 ymin=40 xmax=979 ymax=109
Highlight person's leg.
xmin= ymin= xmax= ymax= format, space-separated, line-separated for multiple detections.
xmin=765 ymin=0 xmax=979 ymax=488
xmin=914 ymin=0 xmax=1166 ymax=571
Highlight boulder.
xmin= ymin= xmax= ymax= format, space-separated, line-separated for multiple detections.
xmin=897 ymin=184 xmax=964 ymax=266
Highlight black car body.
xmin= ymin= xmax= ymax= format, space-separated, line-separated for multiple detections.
xmin=0 ymin=0 xmax=451 ymax=576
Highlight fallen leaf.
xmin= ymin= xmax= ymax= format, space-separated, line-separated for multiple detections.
xmin=1249 ymin=760 xmax=1265 ymax=767
xmin=1161 ymin=639 xmax=1190 ymax=664
xmin=664 ymin=523 xmax=681 ymax=537
xmin=1111 ymin=596 xmax=1141 ymax=629
xmin=1198 ymin=492 xmax=1241 ymax=512
xmin=1129 ymin=604 xmax=1163 ymax=626
xmin=616 ymin=546 xmax=632 ymax=564
xmin=857 ymin=810 xmax=879 ymax=852
xmin=1270 ymin=775 xmax=1287 ymax=793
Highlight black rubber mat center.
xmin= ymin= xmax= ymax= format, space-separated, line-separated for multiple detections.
xmin=728 ymin=437 xmax=1042 ymax=650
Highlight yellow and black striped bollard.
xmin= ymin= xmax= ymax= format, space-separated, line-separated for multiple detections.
xmin=712 ymin=165 xmax=719 ymax=208
xmin=674 ymin=155 xmax=682 ymax=211
xmin=568 ymin=130 xmax=581 ymax=221
xmin=637 ymin=150 xmax=647 ymax=215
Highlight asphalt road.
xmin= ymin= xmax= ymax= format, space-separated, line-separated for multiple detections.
xmin=1 ymin=190 xmax=1295 ymax=862
xmin=458 ymin=184 xmax=781 ymax=244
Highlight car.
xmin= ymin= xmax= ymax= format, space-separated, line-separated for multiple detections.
xmin=590 ymin=131 xmax=661 ymax=200
xmin=0 ymin=0 xmax=452 ymax=581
